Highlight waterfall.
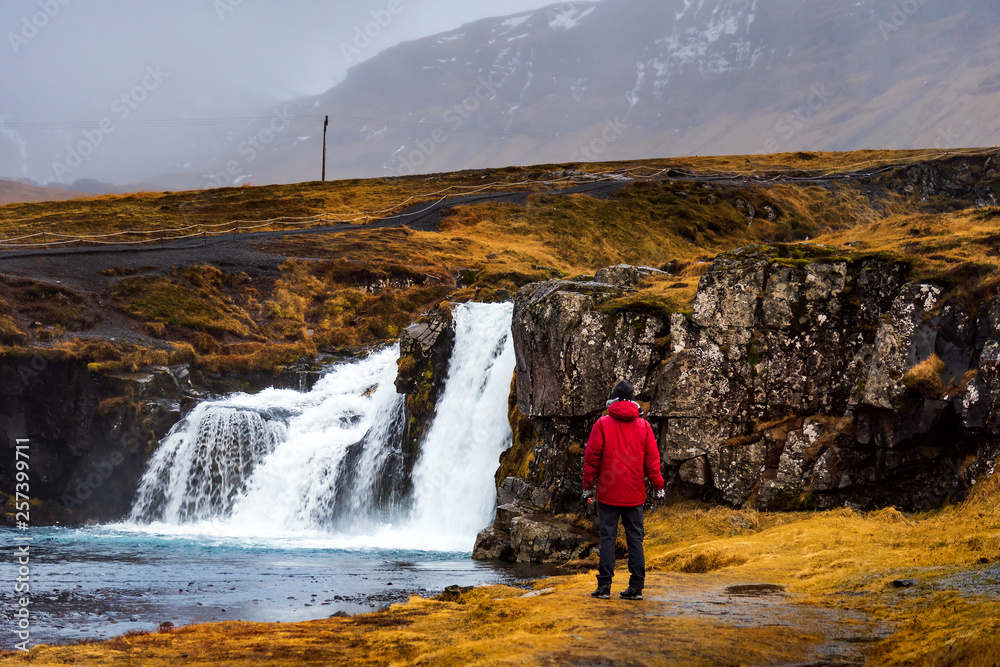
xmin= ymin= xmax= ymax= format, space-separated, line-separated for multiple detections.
xmin=127 ymin=302 xmax=515 ymax=551
xmin=405 ymin=302 xmax=515 ymax=548
xmin=129 ymin=345 xmax=408 ymax=532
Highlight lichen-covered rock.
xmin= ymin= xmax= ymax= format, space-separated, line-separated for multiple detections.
xmin=691 ymin=253 xmax=767 ymax=330
xmin=862 ymin=284 xmax=943 ymax=409
xmin=471 ymin=526 xmax=514 ymax=561
xmin=509 ymin=514 xmax=596 ymax=563
xmin=504 ymin=251 xmax=1000 ymax=518
xmin=512 ymin=280 xmax=666 ymax=417
xmin=396 ymin=306 xmax=454 ymax=385
xmin=594 ymin=264 xmax=666 ymax=288
xmin=394 ymin=304 xmax=456 ymax=491
xmin=473 ymin=476 xmax=559 ymax=562
xmin=496 ymin=476 xmax=550 ymax=510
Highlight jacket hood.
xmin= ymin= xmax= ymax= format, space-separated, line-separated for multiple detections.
xmin=608 ymin=400 xmax=641 ymax=422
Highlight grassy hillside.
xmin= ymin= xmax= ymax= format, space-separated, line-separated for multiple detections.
xmin=0 ymin=147 xmax=996 ymax=375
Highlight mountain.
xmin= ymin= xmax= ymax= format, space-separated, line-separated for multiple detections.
xmin=165 ymin=0 xmax=1000 ymax=186
xmin=0 ymin=178 xmax=90 ymax=205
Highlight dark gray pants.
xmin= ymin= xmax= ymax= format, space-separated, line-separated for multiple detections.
xmin=597 ymin=502 xmax=645 ymax=590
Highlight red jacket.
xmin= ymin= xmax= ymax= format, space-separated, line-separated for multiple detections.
xmin=583 ymin=401 xmax=665 ymax=507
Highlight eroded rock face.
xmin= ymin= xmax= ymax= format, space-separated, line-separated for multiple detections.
xmin=512 ymin=280 xmax=666 ymax=417
xmin=395 ymin=304 xmax=456 ymax=492
xmin=1 ymin=360 xmax=195 ymax=525
xmin=495 ymin=249 xmax=1000 ymax=531
xmin=473 ymin=476 xmax=593 ymax=563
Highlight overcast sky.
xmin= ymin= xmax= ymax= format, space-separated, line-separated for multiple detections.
xmin=0 ymin=0 xmax=560 ymax=183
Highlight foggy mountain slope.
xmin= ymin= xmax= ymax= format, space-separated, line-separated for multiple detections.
xmin=0 ymin=179 xmax=90 ymax=205
xmin=176 ymin=0 xmax=1000 ymax=187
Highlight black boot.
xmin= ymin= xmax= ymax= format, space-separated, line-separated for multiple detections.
xmin=591 ymin=585 xmax=611 ymax=599
xmin=619 ymin=586 xmax=642 ymax=600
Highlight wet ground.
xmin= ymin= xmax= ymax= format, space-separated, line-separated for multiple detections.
xmin=644 ymin=574 xmax=890 ymax=666
xmin=931 ymin=561 xmax=1000 ymax=597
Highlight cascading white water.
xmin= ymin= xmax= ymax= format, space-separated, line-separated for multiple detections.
xmin=127 ymin=302 xmax=515 ymax=552
xmin=404 ymin=302 xmax=515 ymax=548
xmin=129 ymin=345 xmax=407 ymax=533
xmin=129 ymin=406 xmax=289 ymax=523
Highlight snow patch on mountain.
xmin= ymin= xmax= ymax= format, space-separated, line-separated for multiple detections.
xmin=501 ymin=15 xmax=531 ymax=30
xmin=549 ymin=5 xmax=596 ymax=30
xmin=627 ymin=61 xmax=646 ymax=110
xmin=651 ymin=0 xmax=762 ymax=77
xmin=505 ymin=49 xmax=536 ymax=129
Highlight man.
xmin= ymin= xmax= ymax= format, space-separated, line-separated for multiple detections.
xmin=582 ymin=379 xmax=665 ymax=600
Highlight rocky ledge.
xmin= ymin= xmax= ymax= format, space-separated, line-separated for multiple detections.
xmin=476 ymin=246 xmax=1000 ymax=562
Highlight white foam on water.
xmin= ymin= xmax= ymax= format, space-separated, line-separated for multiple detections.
xmin=124 ymin=303 xmax=515 ymax=553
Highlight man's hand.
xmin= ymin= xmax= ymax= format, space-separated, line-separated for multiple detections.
xmin=654 ymin=488 xmax=665 ymax=500
xmin=582 ymin=489 xmax=595 ymax=503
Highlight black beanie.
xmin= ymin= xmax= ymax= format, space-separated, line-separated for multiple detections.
xmin=609 ymin=379 xmax=634 ymax=402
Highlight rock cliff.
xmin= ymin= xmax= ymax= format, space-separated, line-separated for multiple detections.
xmin=476 ymin=246 xmax=1000 ymax=561
xmin=394 ymin=304 xmax=456 ymax=496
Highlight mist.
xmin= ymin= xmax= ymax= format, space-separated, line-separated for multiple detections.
xmin=2 ymin=0 xmax=996 ymax=192
xmin=0 ymin=0 xmax=560 ymax=187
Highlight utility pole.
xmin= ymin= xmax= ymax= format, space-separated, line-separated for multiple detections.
xmin=322 ymin=115 xmax=329 ymax=182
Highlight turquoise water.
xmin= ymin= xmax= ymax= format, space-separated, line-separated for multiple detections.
xmin=0 ymin=526 xmax=556 ymax=649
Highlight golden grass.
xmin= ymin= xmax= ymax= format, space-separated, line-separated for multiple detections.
xmin=0 ymin=579 xmax=857 ymax=666
xmin=191 ymin=341 xmax=316 ymax=375
xmin=0 ymin=166 xmax=587 ymax=243
xmin=436 ymin=182 xmax=839 ymax=271
xmin=0 ymin=151 xmax=996 ymax=381
xmin=814 ymin=208 xmax=1000 ymax=291
xmin=576 ymin=147 xmax=992 ymax=178
xmin=264 ymin=176 xmax=879 ymax=303
xmin=264 ymin=258 xmax=455 ymax=348
xmin=2 ymin=150 xmax=994 ymax=369
xmin=111 ymin=266 xmax=257 ymax=339
xmin=596 ymin=272 xmax=705 ymax=319
xmin=9 ymin=471 xmax=1000 ymax=666
xmin=0 ymin=147 xmax=939 ymax=249
xmin=0 ymin=275 xmax=101 ymax=337
xmin=1 ymin=148 xmax=956 ymax=244
xmin=903 ymin=353 xmax=947 ymax=398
